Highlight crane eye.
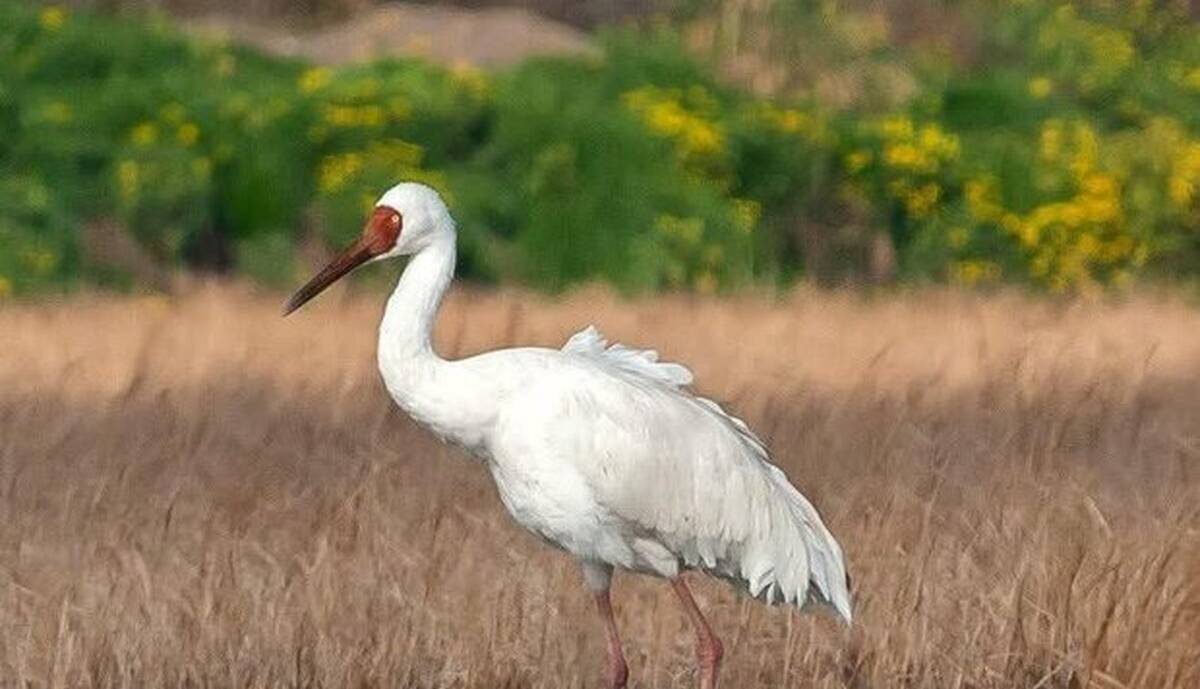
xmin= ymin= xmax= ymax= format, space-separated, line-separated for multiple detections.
xmin=391 ymin=213 xmax=400 ymax=227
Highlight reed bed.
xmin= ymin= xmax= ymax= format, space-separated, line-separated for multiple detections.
xmin=2 ymin=284 xmax=1198 ymax=688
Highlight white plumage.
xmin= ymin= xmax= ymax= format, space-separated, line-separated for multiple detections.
xmin=555 ymin=325 xmax=851 ymax=619
xmin=285 ymin=182 xmax=852 ymax=689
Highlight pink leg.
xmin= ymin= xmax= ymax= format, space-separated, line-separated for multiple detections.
xmin=593 ymin=589 xmax=629 ymax=689
xmin=671 ymin=576 xmax=724 ymax=689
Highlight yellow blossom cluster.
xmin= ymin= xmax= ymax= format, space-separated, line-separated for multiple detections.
xmin=115 ymin=101 xmax=211 ymax=210
xmin=966 ymin=121 xmax=1140 ymax=289
xmin=731 ymin=198 xmax=761 ymax=235
xmin=117 ymin=159 xmax=140 ymax=203
xmin=130 ymin=122 xmax=158 ymax=147
xmin=748 ymin=102 xmax=833 ymax=145
xmin=879 ymin=116 xmax=959 ymax=174
xmin=38 ymin=5 xmax=66 ymax=32
xmin=623 ymin=86 xmax=726 ymax=167
xmin=19 ymin=247 xmax=58 ymax=276
xmin=41 ymin=101 xmax=72 ymax=124
xmin=128 ymin=103 xmax=204 ymax=149
xmin=849 ymin=115 xmax=958 ymax=221
xmin=653 ymin=213 xmax=726 ymax=292
xmin=318 ymin=139 xmax=426 ymax=196
xmin=844 ymin=150 xmax=872 ymax=174
xmin=308 ymin=88 xmax=408 ymax=143
xmin=321 ymin=104 xmax=387 ymax=129
xmin=1028 ymin=76 xmax=1053 ymax=99
xmin=450 ymin=62 xmax=490 ymax=101
xmin=298 ymin=67 xmax=333 ymax=94
xmin=893 ymin=181 xmax=940 ymax=219
xmin=318 ymin=153 xmax=363 ymax=195
xmin=1169 ymin=143 xmax=1200 ymax=209
xmin=1036 ymin=5 xmax=1136 ymax=92
xmin=950 ymin=259 xmax=1002 ymax=287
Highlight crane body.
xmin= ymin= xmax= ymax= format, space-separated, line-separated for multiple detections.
xmin=285 ymin=183 xmax=852 ymax=689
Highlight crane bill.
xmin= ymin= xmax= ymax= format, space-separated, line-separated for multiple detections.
xmin=284 ymin=206 xmax=403 ymax=316
xmin=282 ymin=239 xmax=373 ymax=316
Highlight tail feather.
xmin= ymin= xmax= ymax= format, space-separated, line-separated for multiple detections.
xmin=765 ymin=464 xmax=853 ymax=623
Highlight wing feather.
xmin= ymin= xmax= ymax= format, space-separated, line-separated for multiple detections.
xmin=558 ymin=326 xmax=852 ymax=622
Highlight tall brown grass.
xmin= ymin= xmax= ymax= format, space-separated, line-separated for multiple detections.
xmin=2 ymin=284 xmax=1198 ymax=688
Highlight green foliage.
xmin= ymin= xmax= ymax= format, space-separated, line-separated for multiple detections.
xmin=0 ymin=1 xmax=1197 ymax=297
xmin=0 ymin=173 xmax=78 ymax=296
xmin=856 ymin=1 xmax=1200 ymax=290
xmin=479 ymin=33 xmax=757 ymax=291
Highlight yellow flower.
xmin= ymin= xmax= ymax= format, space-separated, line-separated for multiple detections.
xmin=191 ymin=157 xmax=212 ymax=181
xmin=844 ymin=150 xmax=872 ymax=174
xmin=904 ymin=183 xmax=940 ymax=218
xmin=118 ymin=160 xmax=140 ymax=202
xmin=1168 ymin=143 xmax=1200 ymax=208
xmin=317 ymin=153 xmax=364 ymax=194
xmin=322 ymin=104 xmax=387 ymax=129
xmin=732 ymin=199 xmax=760 ymax=234
xmin=623 ymin=87 xmax=726 ymax=164
xmin=161 ymin=103 xmax=186 ymax=124
xmin=754 ymin=103 xmax=823 ymax=141
xmin=20 ymin=248 xmax=57 ymax=275
xmin=379 ymin=139 xmax=424 ymax=165
xmin=1028 ymin=76 xmax=1053 ymax=99
xmin=883 ymin=143 xmax=927 ymax=171
xmin=0 ymin=275 xmax=12 ymax=298
xmin=1169 ymin=175 xmax=1194 ymax=208
xmin=1039 ymin=120 xmax=1063 ymax=161
xmin=772 ymin=109 xmax=806 ymax=133
xmin=298 ymin=67 xmax=332 ymax=94
xmin=655 ymin=214 xmax=704 ymax=246
xmin=387 ymin=97 xmax=412 ymax=121
xmin=878 ymin=120 xmax=957 ymax=173
xmin=881 ymin=115 xmax=914 ymax=140
xmin=917 ymin=125 xmax=959 ymax=160
xmin=694 ymin=271 xmax=718 ymax=294
xmin=177 ymin=123 xmax=200 ymax=146
xmin=965 ymin=178 xmax=1001 ymax=220
xmin=1069 ymin=122 xmax=1098 ymax=179
xmin=950 ymin=260 xmax=1000 ymax=286
xmin=1185 ymin=67 xmax=1200 ymax=92
xmin=130 ymin=122 xmax=158 ymax=147
xmin=948 ymin=227 xmax=969 ymax=249
xmin=450 ymin=62 xmax=490 ymax=100
xmin=39 ymin=6 xmax=67 ymax=32
xmin=43 ymin=101 xmax=72 ymax=124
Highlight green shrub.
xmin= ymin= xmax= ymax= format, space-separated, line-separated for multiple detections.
xmin=0 ymin=1 xmax=1197 ymax=297
xmin=0 ymin=173 xmax=78 ymax=296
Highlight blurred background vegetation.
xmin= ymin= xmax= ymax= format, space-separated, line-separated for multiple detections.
xmin=1 ymin=0 xmax=1198 ymax=298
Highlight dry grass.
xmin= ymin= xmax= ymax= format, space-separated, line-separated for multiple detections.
xmin=2 ymin=283 xmax=1199 ymax=688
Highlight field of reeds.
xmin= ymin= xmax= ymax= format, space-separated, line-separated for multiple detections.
xmin=2 ymin=285 xmax=1199 ymax=688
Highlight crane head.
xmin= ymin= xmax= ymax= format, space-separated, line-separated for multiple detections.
xmin=282 ymin=183 xmax=453 ymax=316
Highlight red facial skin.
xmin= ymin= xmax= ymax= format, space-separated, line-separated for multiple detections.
xmin=282 ymin=206 xmax=402 ymax=316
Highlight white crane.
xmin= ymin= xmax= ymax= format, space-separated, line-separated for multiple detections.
xmin=284 ymin=183 xmax=851 ymax=689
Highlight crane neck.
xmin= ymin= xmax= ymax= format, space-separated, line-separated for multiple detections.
xmin=379 ymin=234 xmax=456 ymax=366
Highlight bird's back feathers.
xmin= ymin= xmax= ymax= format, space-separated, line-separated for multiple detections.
xmin=562 ymin=325 xmax=694 ymax=388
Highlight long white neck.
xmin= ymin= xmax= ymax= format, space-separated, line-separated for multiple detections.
xmin=378 ymin=233 xmax=495 ymax=455
xmin=379 ymin=235 xmax=456 ymax=368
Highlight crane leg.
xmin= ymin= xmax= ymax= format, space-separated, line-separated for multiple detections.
xmin=670 ymin=576 xmax=724 ymax=689
xmin=582 ymin=561 xmax=628 ymax=689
